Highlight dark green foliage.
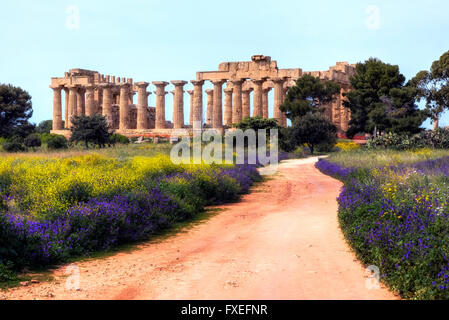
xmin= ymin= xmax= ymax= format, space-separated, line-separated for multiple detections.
xmin=280 ymin=74 xmax=341 ymax=120
xmin=39 ymin=133 xmax=53 ymax=145
xmin=70 ymin=115 xmax=112 ymax=149
xmin=234 ymin=116 xmax=280 ymax=130
xmin=46 ymin=134 xmax=68 ymax=150
xmin=0 ymin=84 xmax=34 ymax=138
xmin=233 ymin=116 xmax=281 ymax=149
xmin=2 ymin=141 xmax=26 ymax=153
xmin=36 ymin=120 xmax=53 ymax=134
xmin=0 ymin=262 xmax=18 ymax=282
xmin=366 ymin=128 xmax=449 ymax=150
xmin=290 ymin=113 xmax=337 ymax=154
xmin=345 ymin=58 xmax=427 ymax=138
xmin=278 ymin=127 xmax=297 ymax=152
xmin=109 ymin=134 xmax=130 ymax=145
xmin=24 ymin=134 xmax=42 ymax=149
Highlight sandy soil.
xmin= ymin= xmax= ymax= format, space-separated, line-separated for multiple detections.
xmin=1 ymin=158 xmax=397 ymax=300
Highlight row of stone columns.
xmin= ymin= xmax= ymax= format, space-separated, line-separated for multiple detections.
xmin=51 ymin=77 xmax=290 ymax=132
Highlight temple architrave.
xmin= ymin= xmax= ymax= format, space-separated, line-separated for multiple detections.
xmin=50 ymin=55 xmax=356 ymax=137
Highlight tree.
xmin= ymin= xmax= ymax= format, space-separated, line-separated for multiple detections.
xmin=289 ymin=113 xmax=337 ymax=155
xmin=69 ymin=115 xmax=111 ymax=149
xmin=280 ymin=74 xmax=340 ymax=120
xmin=234 ymin=116 xmax=280 ymax=131
xmin=36 ymin=120 xmax=54 ymax=134
xmin=345 ymin=58 xmax=427 ymax=138
xmin=0 ymin=84 xmax=34 ymax=138
xmin=233 ymin=116 xmax=281 ymax=149
xmin=410 ymin=50 xmax=449 ymax=130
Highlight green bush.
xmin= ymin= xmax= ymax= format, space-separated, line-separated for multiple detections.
xmin=24 ymin=134 xmax=42 ymax=149
xmin=110 ymin=134 xmax=130 ymax=145
xmin=0 ymin=262 xmax=18 ymax=282
xmin=39 ymin=133 xmax=53 ymax=144
xmin=2 ymin=141 xmax=26 ymax=153
xmin=366 ymin=129 xmax=449 ymax=150
xmin=47 ymin=134 xmax=68 ymax=150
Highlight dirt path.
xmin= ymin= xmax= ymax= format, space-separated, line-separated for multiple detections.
xmin=1 ymin=158 xmax=397 ymax=300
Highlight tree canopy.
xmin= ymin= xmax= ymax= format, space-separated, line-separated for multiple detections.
xmin=36 ymin=120 xmax=53 ymax=134
xmin=288 ymin=113 xmax=337 ymax=155
xmin=280 ymin=74 xmax=340 ymax=120
xmin=344 ymin=58 xmax=427 ymax=138
xmin=69 ymin=115 xmax=112 ymax=149
xmin=0 ymin=84 xmax=34 ymax=138
xmin=234 ymin=116 xmax=280 ymax=131
xmin=409 ymin=50 xmax=449 ymax=130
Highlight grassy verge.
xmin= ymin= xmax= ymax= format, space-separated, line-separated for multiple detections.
xmin=316 ymin=149 xmax=449 ymax=299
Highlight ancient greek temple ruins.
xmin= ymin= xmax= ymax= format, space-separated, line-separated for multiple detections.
xmin=50 ymin=55 xmax=356 ymax=136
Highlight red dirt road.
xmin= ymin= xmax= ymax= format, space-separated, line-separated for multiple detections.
xmin=1 ymin=158 xmax=397 ymax=300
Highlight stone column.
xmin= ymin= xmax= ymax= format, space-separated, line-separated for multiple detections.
xmin=85 ymin=86 xmax=96 ymax=116
xmin=262 ymin=87 xmax=272 ymax=119
xmin=212 ymin=80 xmax=226 ymax=130
xmin=187 ymin=90 xmax=194 ymax=126
xmin=282 ymin=86 xmax=289 ymax=127
xmin=252 ymin=79 xmax=265 ymax=117
xmin=136 ymin=82 xmax=150 ymax=130
xmin=332 ymin=89 xmax=342 ymax=130
xmin=119 ymin=83 xmax=131 ymax=131
xmin=191 ymin=80 xmax=205 ymax=131
xmin=230 ymin=79 xmax=244 ymax=124
xmin=51 ymin=85 xmax=63 ymax=130
xmin=153 ymin=81 xmax=169 ymax=129
xmin=76 ymin=88 xmax=86 ymax=116
xmin=273 ymin=78 xmax=286 ymax=125
xmin=128 ymin=91 xmax=135 ymax=106
xmin=224 ymin=88 xmax=233 ymax=126
xmin=242 ymin=87 xmax=253 ymax=119
xmin=171 ymin=81 xmax=187 ymax=129
xmin=101 ymin=84 xmax=114 ymax=126
xmin=64 ymin=88 xmax=69 ymax=128
xmin=205 ymin=89 xmax=214 ymax=125
xmin=67 ymin=85 xmax=78 ymax=127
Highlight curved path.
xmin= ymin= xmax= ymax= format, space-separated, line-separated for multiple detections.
xmin=2 ymin=158 xmax=397 ymax=300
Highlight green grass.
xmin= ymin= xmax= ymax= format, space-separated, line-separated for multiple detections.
xmin=0 ymin=142 xmax=173 ymax=160
xmin=326 ymin=148 xmax=449 ymax=169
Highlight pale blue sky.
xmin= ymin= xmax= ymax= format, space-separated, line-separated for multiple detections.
xmin=1 ymin=0 xmax=449 ymax=128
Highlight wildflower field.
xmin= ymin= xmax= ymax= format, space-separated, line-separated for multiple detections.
xmin=316 ymin=149 xmax=449 ymax=299
xmin=0 ymin=146 xmax=262 ymax=282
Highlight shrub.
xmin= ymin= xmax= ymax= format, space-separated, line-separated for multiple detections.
xmin=24 ymin=134 xmax=42 ymax=149
xmin=2 ymin=141 xmax=26 ymax=153
xmin=0 ymin=262 xmax=18 ymax=282
xmin=39 ymin=133 xmax=53 ymax=144
xmin=366 ymin=129 xmax=449 ymax=150
xmin=110 ymin=134 xmax=130 ymax=145
xmin=47 ymin=134 xmax=68 ymax=150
